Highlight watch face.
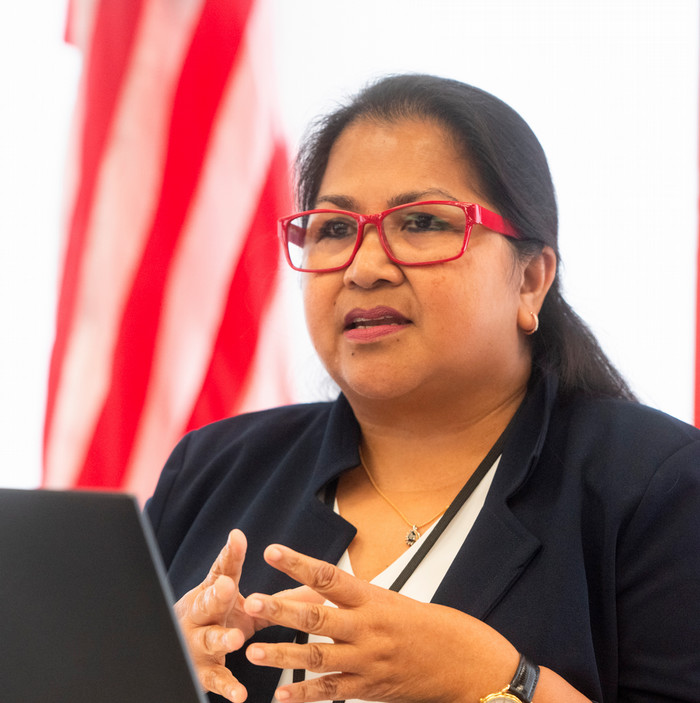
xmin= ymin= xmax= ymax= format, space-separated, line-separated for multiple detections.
xmin=481 ymin=694 xmax=523 ymax=703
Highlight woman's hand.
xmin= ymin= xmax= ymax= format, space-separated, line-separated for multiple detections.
xmin=242 ymin=544 xmax=520 ymax=703
xmin=174 ymin=529 xmax=261 ymax=702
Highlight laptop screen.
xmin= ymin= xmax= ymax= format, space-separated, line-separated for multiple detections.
xmin=0 ymin=488 xmax=208 ymax=703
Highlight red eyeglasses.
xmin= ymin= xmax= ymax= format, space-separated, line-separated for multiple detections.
xmin=278 ymin=200 xmax=520 ymax=273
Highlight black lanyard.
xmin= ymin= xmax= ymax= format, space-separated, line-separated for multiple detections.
xmin=291 ymin=431 xmax=507 ymax=701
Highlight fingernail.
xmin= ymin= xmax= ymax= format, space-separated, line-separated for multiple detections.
xmin=248 ymin=645 xmax=265 ymax=661
xmin=276 ymin=688 xmax=291 ymax=701
xmin=246 ymin=596 xmax=264 ymax=613
xmin=226 ymin=628 xmax=243 ymax=649
xmin=267 ymin=546 xmax=283 ymax=562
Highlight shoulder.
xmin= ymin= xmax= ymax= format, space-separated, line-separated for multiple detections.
xmin=541 ymin=394 xmax=700 ymax=517
xmin=507 ymin=388 xmax=700 ymax=521
xmin=551 ymin=394 xmax=700 ymax=462
xmin=145 ymin=400 xmax=340 ymax=535
xmin=177 ymin=400 xmax=337 ymax=461
xmin=570 ymin=394 xmax=697 ymax=433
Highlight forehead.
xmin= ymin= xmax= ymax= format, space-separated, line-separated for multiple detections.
xmin=316 ymin=117 xmax=486 ymax=209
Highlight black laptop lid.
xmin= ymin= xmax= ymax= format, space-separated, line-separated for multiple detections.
xmin=0 ymin=488 xmax=208 ymax=703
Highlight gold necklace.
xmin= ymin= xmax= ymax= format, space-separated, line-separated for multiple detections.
xmin=358 ymin=446 xmax=449 ymax=547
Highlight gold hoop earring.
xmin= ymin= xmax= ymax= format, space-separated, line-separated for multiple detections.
xmin=524 ymin=311 xmax=539 ymax=335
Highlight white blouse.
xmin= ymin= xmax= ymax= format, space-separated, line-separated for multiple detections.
xmin=272 ymin=458 xmax=500 ymax=703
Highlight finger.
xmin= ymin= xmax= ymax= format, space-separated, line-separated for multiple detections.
xmin=190 ymin=574 xmax=239 ymax=626
xmin=199 ymin=664 xmax=249 ymax=703
xmin=192 ymin=624 xmax=246 ymax=659
xmin=243 ymin=593 xmax=356 ymax=642
xmin=275 ymin=673 xmax=360 ymax=703
xmin=263 ymin=545 xmax=368 ymax=608
xmin=273 ymin=584 xmax=325 ymax=605
xmin=246 ymin=640 xmax=358 ymax=675
xmin=203 ymin=529 xmax=248 ymax=588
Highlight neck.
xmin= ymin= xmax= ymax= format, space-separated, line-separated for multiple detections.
xmin=346 ymin=378 xmax=528 ymax=489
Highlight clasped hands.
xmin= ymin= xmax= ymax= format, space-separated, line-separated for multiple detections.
xmin=175 ymin=529 xmax=516 ymax=703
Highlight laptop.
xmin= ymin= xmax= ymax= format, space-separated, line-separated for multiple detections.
xmin=0 ymin=488 xmax=208 ymax=703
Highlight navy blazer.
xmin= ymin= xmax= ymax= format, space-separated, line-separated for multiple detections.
xmin=146 ymin=375 xmax=700 ymax=703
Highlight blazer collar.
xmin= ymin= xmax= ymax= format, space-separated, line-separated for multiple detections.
xmin=309 ymin=393 xmax=362 ymax=495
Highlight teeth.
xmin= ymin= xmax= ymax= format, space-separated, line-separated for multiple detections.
xmin=352 ymin=316 xmax=399 ymax=329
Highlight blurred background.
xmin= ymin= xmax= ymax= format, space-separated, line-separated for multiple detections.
xmin=0 ymin=0 xmax=697 ymax=496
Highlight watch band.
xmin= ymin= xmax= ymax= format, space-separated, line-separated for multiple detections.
xmin=507 ymin=654 xmax=540 ymax=703
xmin=479 ymin=654 xmax=540 ymax=703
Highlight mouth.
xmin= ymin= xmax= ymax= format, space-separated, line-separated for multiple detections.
xmin=343 ymin=306 xmax=412 ymax=332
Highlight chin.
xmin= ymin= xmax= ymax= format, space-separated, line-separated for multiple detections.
xmin=334 ymin=370 xmax=428 ymax=404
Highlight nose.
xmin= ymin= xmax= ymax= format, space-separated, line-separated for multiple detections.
xmin=343 ymin=224 xmax=404 ymax=288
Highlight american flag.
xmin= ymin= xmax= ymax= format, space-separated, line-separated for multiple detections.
xmin=43 ymin=0 xmax=292 ymax=502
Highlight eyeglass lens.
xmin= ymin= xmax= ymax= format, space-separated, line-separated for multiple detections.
xmin=286 ymin=202 xmax=468 ymax=271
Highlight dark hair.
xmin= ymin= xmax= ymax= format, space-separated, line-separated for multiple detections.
xmin=295 ymin=74 xmax=635 ymax=401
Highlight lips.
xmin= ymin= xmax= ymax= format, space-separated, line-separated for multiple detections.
xmin=342 ymin=306 xmax=412 ymax=342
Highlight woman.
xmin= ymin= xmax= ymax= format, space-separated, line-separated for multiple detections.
xmin=146 ymin=75 xmax=700 ymax=703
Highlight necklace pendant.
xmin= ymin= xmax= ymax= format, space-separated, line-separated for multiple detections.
xmin=405 ymin=526 xmax=420 ymax=547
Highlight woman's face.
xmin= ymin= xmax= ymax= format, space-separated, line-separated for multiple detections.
xmin=302 ymin=118 xmax=535 ymax=408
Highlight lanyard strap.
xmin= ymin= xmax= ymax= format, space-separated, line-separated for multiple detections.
xmin=291 ymin=431 xmax=507 ymax=697
xmin=386 ymin=431 xmax=505 ymax=593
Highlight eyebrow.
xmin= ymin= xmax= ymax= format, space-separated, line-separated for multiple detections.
xmin=314 ymin=189 xmax=462 ymax=212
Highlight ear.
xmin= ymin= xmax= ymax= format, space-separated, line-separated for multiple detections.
xmin=517 ymin=246 xmax=557 ymax=333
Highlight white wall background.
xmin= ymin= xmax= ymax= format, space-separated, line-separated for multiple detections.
xmin=0 ymin=0 xmax=698 ymax=489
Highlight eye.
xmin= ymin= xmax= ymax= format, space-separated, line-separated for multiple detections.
xmin=401 ymin=212 xmax=450 ymax=233
xmin=322 ymin=219 xmax=353 ymax=238
xmin=309 ymin=216 xmax=358 ymax=242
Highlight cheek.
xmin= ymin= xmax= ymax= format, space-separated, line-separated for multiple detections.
xmin=301 ymin=275 xmax=336 ymax=352
xmin=419 ymin=270 xmax=480 ymax=326
xmin=420 ymin=261 xmax=520 ymax=339
xmin=301 ymin=279 xmax=320 ymax=335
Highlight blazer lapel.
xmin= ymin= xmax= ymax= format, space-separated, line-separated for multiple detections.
xmin=431 ymin=504 xmax=541 ymax=619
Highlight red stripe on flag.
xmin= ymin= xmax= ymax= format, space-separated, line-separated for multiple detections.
xmin=186 ymin=143 xmax=291 ymax=429
xmin=44 ymin=0 xmax=144 ymax=464
xmin=46 ymin=0 xmax=291 ymax=497
xmin=74 ymin=0 xmax=256 ymax=488
xmin=64 ymin=0 xmax=77 ymax=44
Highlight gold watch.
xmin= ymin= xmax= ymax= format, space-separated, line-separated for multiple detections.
xmin=479 ymin=654 xmax=540 ymax=703
xmin=480 ymin=690 xmax=524 ymax=703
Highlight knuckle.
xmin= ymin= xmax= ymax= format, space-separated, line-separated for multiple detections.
xmin=307 ymin=642 xmax=326 ymax=671
xmin=203 ymin=627 xmax=221 ymax=654
xmin=315 ymin=675 xmax=340 ymax=700
xmin=193 ymin=626 xmax=211 ymax=655
xmin=299 ymin=604 xmax=326 ymax=632
xmin=200 ymin=667 xmax=219 ymax=693
xmin=263 ymin=596 xmax=280 ymax=617
xmin=313 ymin=562 xmax=338 ymax=590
